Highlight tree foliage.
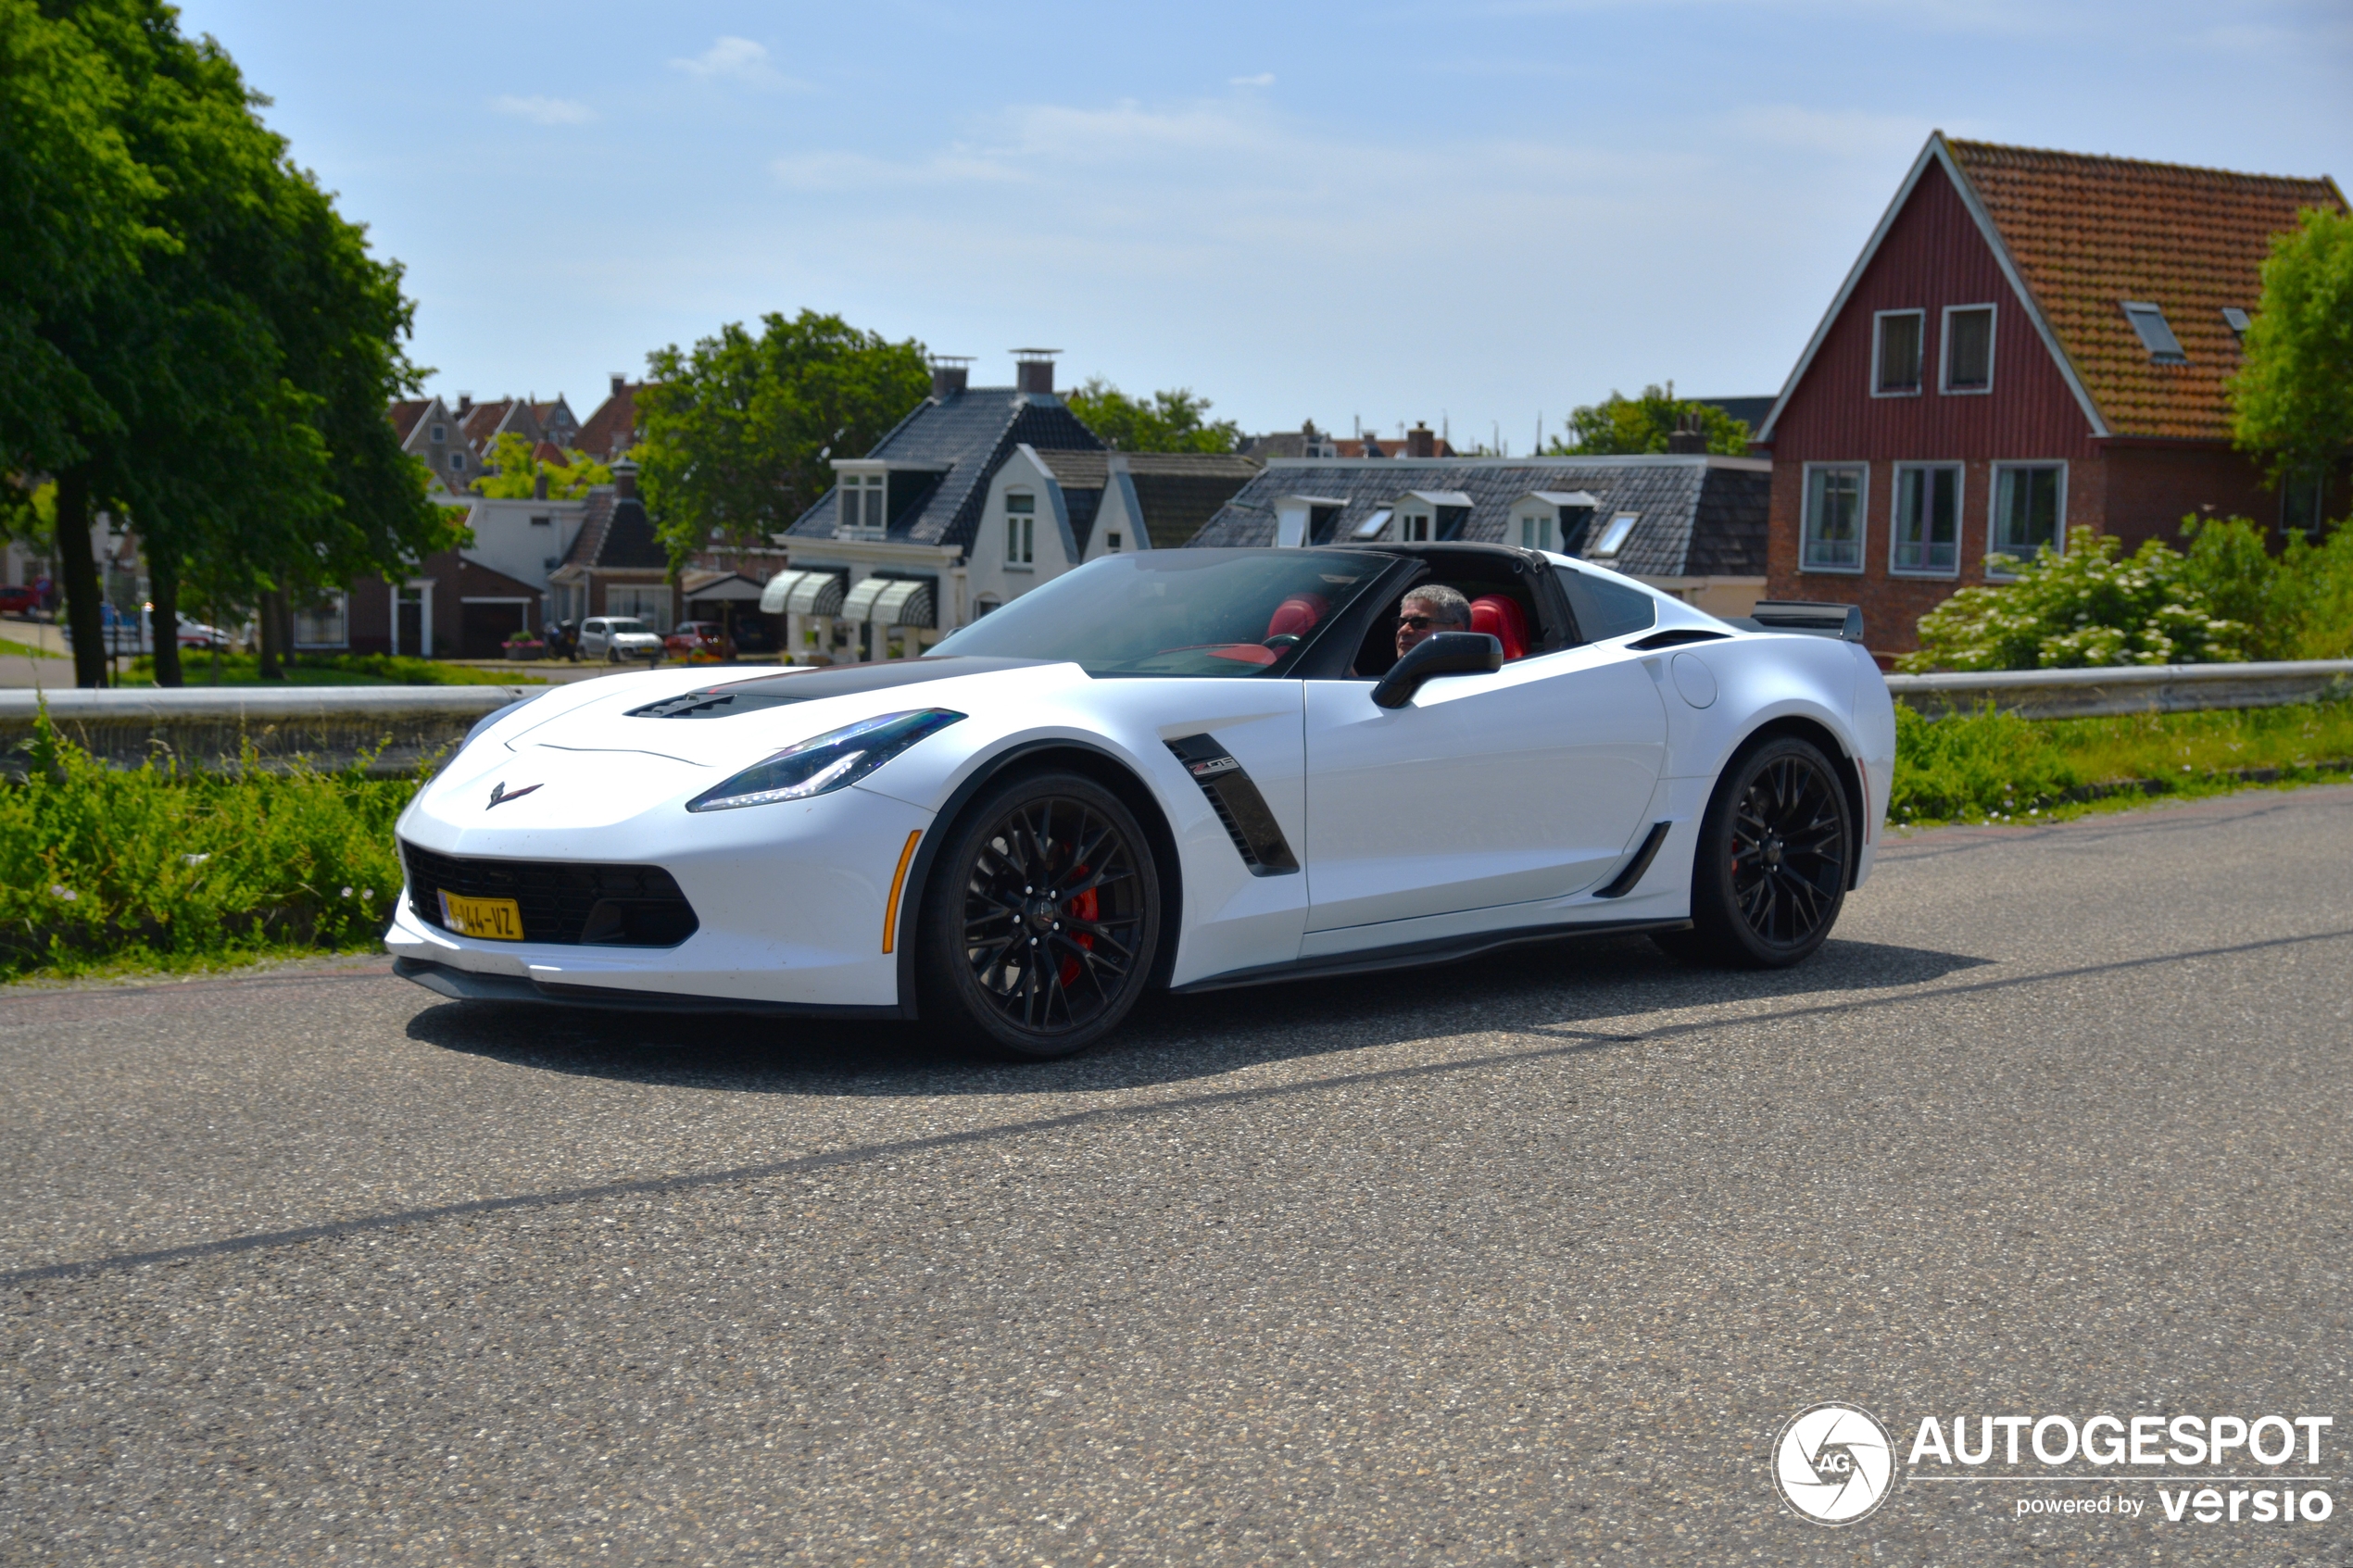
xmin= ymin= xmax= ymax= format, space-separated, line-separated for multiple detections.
xmin=635 ymin=310 xmax=930 ymax=564
xmin=1064 ymin=379 xmax=1241 ymax=453
xmin=1543 ymin=383 xmax=1751 ymax=457
xmin=2177 ymin=513 xmax=2353 ymax=661
xmin=476 ymin=432 xmax=612 ymax=500
xmin=1 ymin=0 xmax=453 ymax=685
xmin=2229 ymin=206 xmax=2353 ymax=488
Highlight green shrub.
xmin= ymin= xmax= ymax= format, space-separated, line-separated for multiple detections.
xmin=0 ymin=714 xmax=416 ymax=977
xmin=129 ymin=651 xmax=529 ymax=686
xmin=1902 ymin=527 xmax=2248 ymax=672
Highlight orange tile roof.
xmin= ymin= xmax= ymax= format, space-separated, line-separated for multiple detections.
xmin=1947 ymin=139 xmax=2345 ymax=440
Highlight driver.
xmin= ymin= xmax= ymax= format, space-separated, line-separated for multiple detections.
xmin=1395 ymin=584 xmax=1471 ymax=658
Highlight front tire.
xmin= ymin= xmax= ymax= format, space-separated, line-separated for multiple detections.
xmin=916 ymin=771 xmax=1162 ymax=1060
xmin=1657 ymin=734 xmax=1853 ymax=969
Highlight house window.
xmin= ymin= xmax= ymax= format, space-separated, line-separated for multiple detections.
xmin=1592 ymin=514 xmax=1637 ymax=558
xmin=1398 ymin=508 xmax=1433 ymax=542
xmin=292 ymin=591 xmax=349 ymax=648
xmin=2282 ymin=469 xmax=2326 ymax=538
xmin=1005 ymin=491 xmax=1035 ymax=565
xmin=1104 ymin=532 xmax=1122 ymax=552
xmin=840 ymin=472 xmax=886 ymax=535
xmin=1989 ymin=464 xmax=2066 ymax=575
xmin=448 ymin=452 xmax=465 ymax=470
xmin=975 ymin=594 xmax=1001 ymax=618
xmin=607 ymin=583 xmax=669 ymax=632
xmin=1801 ymin=465 xmax=1866 ymax=571
xmin=1942 ymin=306 xmax=1995 ymax=394
xmin=1890 ymin=464 xmax=1961 ymax=575
xmin=2120 ymin=301 xmax=2188 ymax=364
xmin=1873 ymin=310 xmax=1925 ymax=395
xmin=1518 ymin=511 xmax=1559 ymax=552
xmin=430 ymin=423 xmax=447 ymax=443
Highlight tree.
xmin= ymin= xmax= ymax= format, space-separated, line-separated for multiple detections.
xmin=1900 ymin=527 xmax=2249 ymax=671
xmin=1064 ymin=380 xmax=1241 ymax=453
xmin=1 ymin=0 xmax=454 ymax=687
xmin=2230 ymin=206 xmax=2353 ymax=494
xmin=477 ymin=432 xmax=612 ymax=499
xmin=636 ymin=310 xmax=929 ymax=565
xmin=1544 ymin=383 xmax=1751 ymax=457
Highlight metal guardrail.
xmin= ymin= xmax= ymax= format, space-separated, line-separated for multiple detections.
xmin=1886 ymin=659 xmax=2353 ymax=720
xmin=0 ymin=684 xmax=541 ymax=776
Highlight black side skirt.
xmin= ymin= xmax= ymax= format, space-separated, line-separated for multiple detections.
xmin=1168 ymin=915 xmax=1692 ymax=995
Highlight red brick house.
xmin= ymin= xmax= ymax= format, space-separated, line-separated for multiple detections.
xmin=1756 ymin=132 xmax=2347 ymax=659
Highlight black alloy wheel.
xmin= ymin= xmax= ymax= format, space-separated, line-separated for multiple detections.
xmin=917 ymin=771 xmax=1162 ymax=1059
xmin=1657 ymin=734 xmax=1853 ymax=969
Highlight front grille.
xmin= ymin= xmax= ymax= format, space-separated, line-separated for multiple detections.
xmin=400 ymin=843 xmax=700 ymax=947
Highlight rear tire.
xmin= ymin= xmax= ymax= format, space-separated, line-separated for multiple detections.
xmin=1655 ymin=734 xmax=1853 ymax=969
xmin=915 ymin=771 xmax=1163 ymax=1060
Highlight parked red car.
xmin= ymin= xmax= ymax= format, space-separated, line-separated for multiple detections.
xmin=662 ymin=621 xmax=733 ymax=661
xmin=0 ymin=584 xmax=42 ymax=617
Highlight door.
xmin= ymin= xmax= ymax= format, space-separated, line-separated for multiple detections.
xmin=395 ymin=588 xmax=424 ymax=657
xmin=460 ymin=601 xmax=526 ymax=659
xmin=1302 ymin=644 xmax=1668 ymax=933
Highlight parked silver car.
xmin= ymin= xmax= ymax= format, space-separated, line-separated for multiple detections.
xmin=577 ymin=616 xmax=664 ymax=662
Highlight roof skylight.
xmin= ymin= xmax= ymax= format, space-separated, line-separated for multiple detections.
xmin=2120 ymin=301 xmax=2188 ymax=365
xmin=1592 ymin=513 xmax=1638 ymax=557
xmin=2221 ymin=307 xmax=2252 ymax=340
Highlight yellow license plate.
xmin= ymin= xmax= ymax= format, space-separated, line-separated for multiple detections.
xmin=438 ymin=891 xmax=524 ymax=941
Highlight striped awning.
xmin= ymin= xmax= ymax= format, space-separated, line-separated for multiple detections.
xmin=842 ymin=576 xmax=935 ymax=628
xmin=760 ymin=569 xmax=846 ymax=616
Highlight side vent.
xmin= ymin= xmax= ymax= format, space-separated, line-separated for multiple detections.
xmin=1593 ymin=822 xmax=1671 ymax=899
xmin=1631 ymin=628 xmax=1729 ymax=651
xmin=1165 ymin=734 xmax=1300 ymax=875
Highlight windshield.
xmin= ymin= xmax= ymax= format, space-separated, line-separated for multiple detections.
xmin=605 ymin=619 xmax=648 ymax=634
xmin=931 ymin=550 xmax=1393 ymax=677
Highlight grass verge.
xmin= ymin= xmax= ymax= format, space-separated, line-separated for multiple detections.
xmin=124 ymin=651 xmax=533 ymax=686
xmin=3 ymin=700 xmax=2349 ymax=983
xmin=1892 ymin=696 xmax=2353 ymax=827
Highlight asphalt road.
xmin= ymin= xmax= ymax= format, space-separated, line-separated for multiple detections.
xmin=6 ymin=786 xmax=2352 ymax=1566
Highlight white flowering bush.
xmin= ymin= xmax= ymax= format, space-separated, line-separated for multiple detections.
xmin=1901 ymin=528 xmax=2251 ymax=672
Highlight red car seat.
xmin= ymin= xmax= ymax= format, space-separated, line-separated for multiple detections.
xmin=1265 ymin=593 xmax=1328 ymax=640
xmin=1469 ymin=595 xmax=1529 ymax=660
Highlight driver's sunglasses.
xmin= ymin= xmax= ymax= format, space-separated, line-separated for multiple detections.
xmin=1398 ymin=613 xmax=1440 ymax=630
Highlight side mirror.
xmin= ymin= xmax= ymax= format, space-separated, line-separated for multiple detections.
xmin=1372 ymin=631 xmax=1504 ymax=709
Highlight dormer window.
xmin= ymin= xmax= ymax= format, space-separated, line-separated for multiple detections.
xmin=2121 ymin=301 xmax=2188 ymax=364
xmin=1397 ymin=507 xmax=1433 ymax=542
xmin=1005 ymin=491 xmax=1035 ymax=565
xmin=1515 ymin=490 xmax=1596 ymax=555
xmin=840 ymin=471 xmax=887 ymax=535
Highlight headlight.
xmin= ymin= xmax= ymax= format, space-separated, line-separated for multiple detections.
xmin=686 ymin=709 xmax=964 ymax=813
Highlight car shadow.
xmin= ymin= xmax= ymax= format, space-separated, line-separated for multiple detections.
xmin=407 ymin=931 xmax=1992 ymax=1098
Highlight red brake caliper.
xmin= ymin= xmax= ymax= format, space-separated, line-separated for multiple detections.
xmin=1057 ymin=866 xmax=1098 ymax=986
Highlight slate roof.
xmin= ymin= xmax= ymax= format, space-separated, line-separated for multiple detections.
xmin=1121 ymin=453 xmax=1264 ymax=549
xmin=782 ymin=387 xmax=1103 ymax=554
xmin=1188 ymin=457 xmax=1769 ymax=580
xmin=1943 ymin=139 xmax=2345 ymax=441
xmin=556 ymin=485 xmax=669 ymax=572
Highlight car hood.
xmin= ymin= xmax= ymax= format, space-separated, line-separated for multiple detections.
xmin=496 ymin=657 xmax=1063 ymax=771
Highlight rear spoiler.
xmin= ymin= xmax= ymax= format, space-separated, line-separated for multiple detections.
xmin=1730 ymin=600 xmax=1866 ymax=644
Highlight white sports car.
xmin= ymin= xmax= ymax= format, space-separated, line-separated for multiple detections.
xmin=389 ymin=545 xmax=1895 ymax=1058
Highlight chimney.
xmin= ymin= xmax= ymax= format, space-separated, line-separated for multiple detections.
xmin=532 ymin=471 xmax=548 ymax=500
xmin=1013 ymin=347 xmax=1061 ymax=396
xmin=1666 ymin=412 xmax=1708 ymax=454
xmin=610 ymin=372 xmax=626 ymax=398
xmin=930 ymin=357 xmax=973 ymax=400
xmin=612 ymin=458 xmax=638 ymax=500
xmin=457 ymin=392 xmax=473 ymax=414
xmin=1405 ymin=421 xmax=1436 ymax=458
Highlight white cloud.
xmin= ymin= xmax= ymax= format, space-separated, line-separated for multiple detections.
xmin=491 ymin=94 xmax=595 ymax=126
xmin=670 ymin=36 xmax=790 ymax=87
xmin=1230 ymin=72 xmax=1276 ymax=87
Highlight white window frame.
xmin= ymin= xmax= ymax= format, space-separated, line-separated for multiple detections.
xmin=1799 ymin=462 xmax=1868 ymax=573
xmin=1397 ymin=508 xmax=1433 ymax=542
xmin=1939 ymin=304 xmax=1997 ymax=395
xmin=1986 ymin=461 xmax=2069 ymax=579
xmin=1103 ymin=531 xmax=1122 ymax=552
xmin=1004 ymin=491 xmax=1035 ymax=567
xmin=1516 ymin=508 xmax=1560 ymax=553
xmin=838 ymin=471 xmax=887 ymax=537
xmin=1888 ymin=462 xmax=1964 ymax=578
xmin=1871 ymin=309 xmax=1926 ymax=397
xmin=391 ymin=580 xmax=432 ymax=658
xmin=292 ymin=590 xmax=349 ymax=649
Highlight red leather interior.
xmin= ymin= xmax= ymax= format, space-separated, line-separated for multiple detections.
xmin=1469 ymin=595 xmax=1529 ymax=659
xmin=1266 ymin=593 xmax=1327 ymax=640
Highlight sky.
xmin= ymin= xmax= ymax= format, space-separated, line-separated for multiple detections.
xmin=176 ymin=0 xmax=2353 ymax=450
